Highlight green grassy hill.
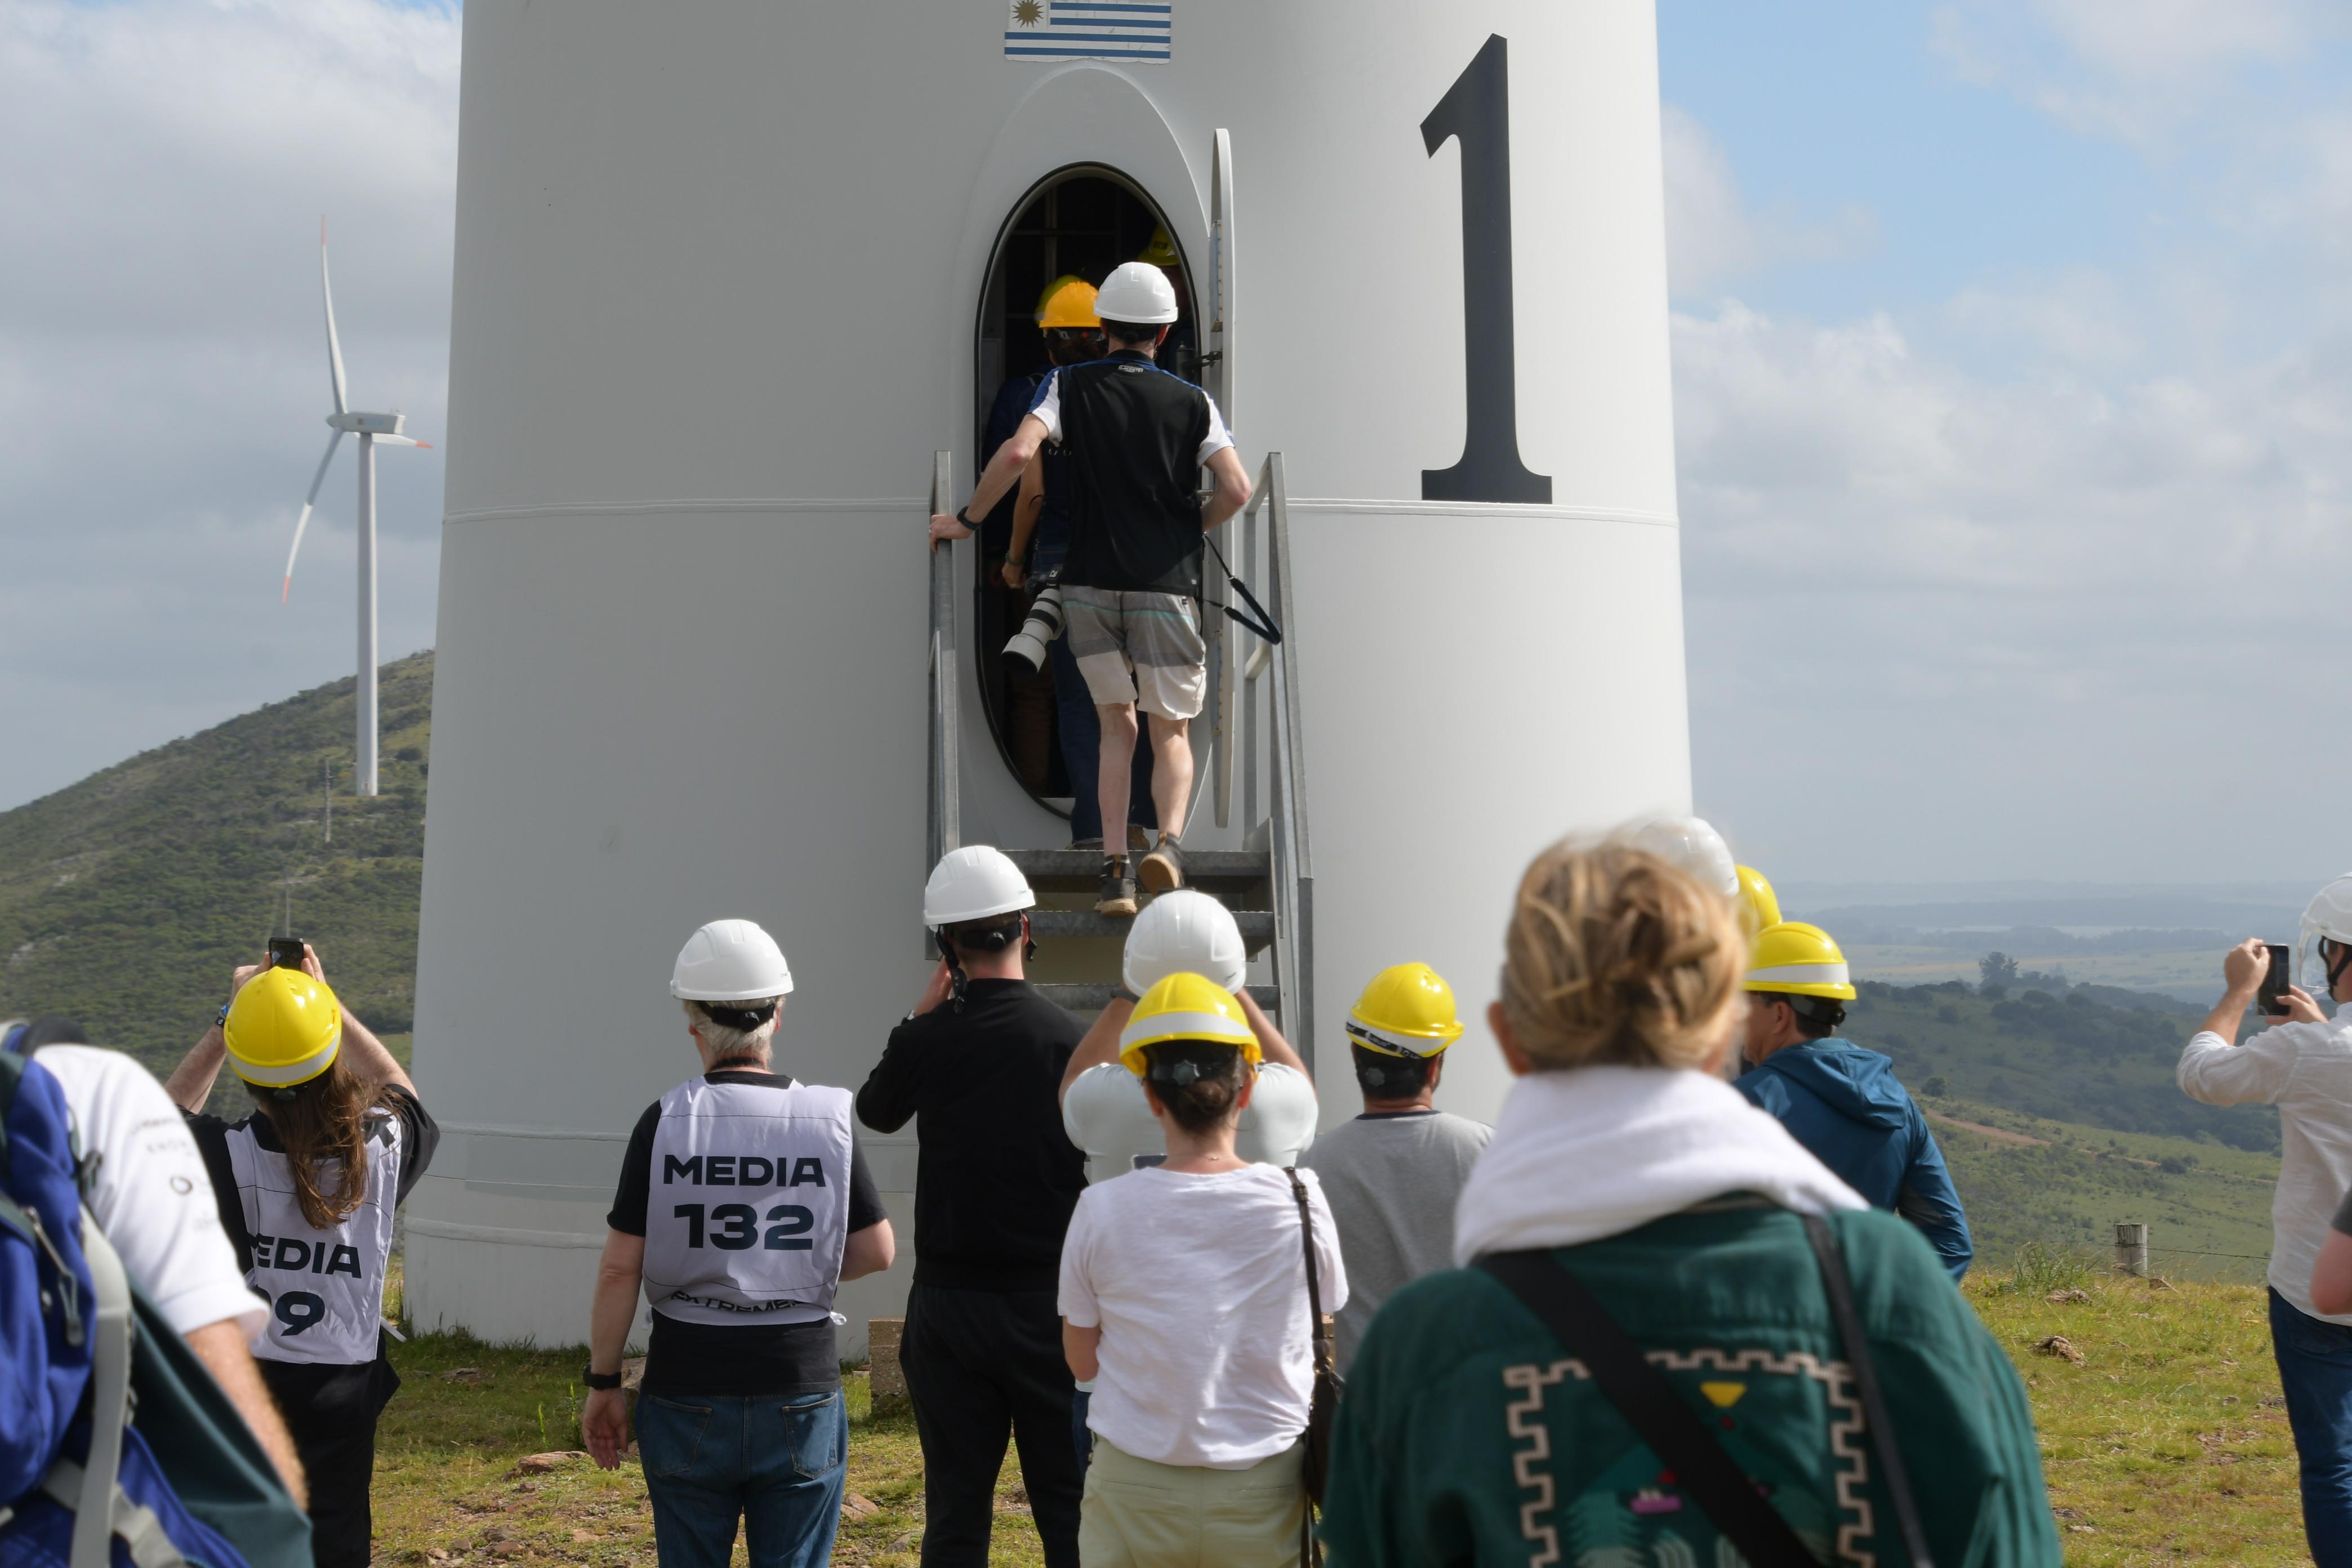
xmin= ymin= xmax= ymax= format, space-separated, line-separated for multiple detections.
xmin=1842 ymin=978 xmax=2278 ymax=1153
xmin=0 ymin=653 xmax=433 ymax=1084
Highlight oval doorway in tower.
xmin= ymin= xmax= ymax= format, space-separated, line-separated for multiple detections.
xmin=970 ymin=167 xmax=1198 ymax=843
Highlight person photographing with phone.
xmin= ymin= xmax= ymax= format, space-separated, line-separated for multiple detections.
xmin=2180 ymin=880 xmax=2352 ymax=1567
xmin=165 ymin=941 xmax=438 ymax=1568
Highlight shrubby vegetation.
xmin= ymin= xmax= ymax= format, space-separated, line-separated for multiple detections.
xmin=0 ymin=653 xmax=432 ymax=1077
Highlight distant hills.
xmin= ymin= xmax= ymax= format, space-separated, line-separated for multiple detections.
xmin=0 ymin=653 xmax=432 ymax=1080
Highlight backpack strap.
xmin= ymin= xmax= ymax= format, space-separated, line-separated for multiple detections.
xmin=64 ymin=1216 xmax=149 ymax=1568
xmin=1476 ymin=1250 xmax=1822 ymax=1567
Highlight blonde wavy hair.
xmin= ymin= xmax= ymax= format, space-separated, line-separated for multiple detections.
xmin=1498 ymin=838 xmax=1746 ymax=1072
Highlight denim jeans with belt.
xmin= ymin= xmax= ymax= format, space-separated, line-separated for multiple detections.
xmin=634 ymin=1388 xmax=847 ymax=1568
xmin=2271 ymin=1287 xmax=2352 ymax=1567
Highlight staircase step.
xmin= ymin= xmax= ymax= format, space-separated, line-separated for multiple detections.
xmin=1027 ymin=907 xmax=1273 ymax=950
xmin=1004 ymin=847 xmax=1269 ymax=894
xmin=1038 ymin=982 xmax=1281 ymax=1014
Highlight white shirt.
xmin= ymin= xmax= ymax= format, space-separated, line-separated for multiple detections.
xmin=1028 ymin=368 xmax=1235 ymax=465
xmin=1062 ymin=1062 xmax=1317 ymax=1183
xmin=30 ymin=1046 xmax=264 ymax=1337
xmin=1059 ymin=1162 xmax=1346 ymax=1469
xmin=2180 ymin=1021 xmax=2352 ymax=1323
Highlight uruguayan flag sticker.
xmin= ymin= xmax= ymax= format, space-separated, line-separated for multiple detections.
xmin=1005 ymin=0 xmax=1172 ymax=64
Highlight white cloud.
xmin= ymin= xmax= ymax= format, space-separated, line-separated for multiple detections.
xmin=1931 ymin=0 xmax=2342 ymax=144
xmin=1660 ymin=106 xmax=1877 ymax=297
xmin=0 ymin=0 xmax=458 ymax=809
xmin=1677 ymin=291 xmax=2352 ymax=881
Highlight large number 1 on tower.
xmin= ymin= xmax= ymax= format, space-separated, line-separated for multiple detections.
xmin=1422 ymin=34 xmax=1552 ymax=506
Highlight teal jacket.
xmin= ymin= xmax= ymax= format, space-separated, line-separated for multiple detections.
xmin=1320 ymin=1203 xmax=2057 ymax=1567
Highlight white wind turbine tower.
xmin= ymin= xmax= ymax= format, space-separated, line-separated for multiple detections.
xmin=282 ymin=220 xmax=429 ymax=798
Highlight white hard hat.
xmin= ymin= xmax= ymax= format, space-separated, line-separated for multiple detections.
xmin=1625 ymin=815 xmax=1739 ymax=898
xmin=670 ymin=919 xmax=795 ymax=1002
xmin=1094 ymin=261 xmax=1180 ymax=327
xmin=1123 ymin=889 xmax=1246 ymax=995
xmin=924 ymin=845 xmax=1036 ymax=928
xmin=2298 ymin=874 xmax=2352 ymax=989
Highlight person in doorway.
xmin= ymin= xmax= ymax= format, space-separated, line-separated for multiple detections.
xmin=166 ymin=947 xmax=437 ymax=1568
xmin=1059 ymin=890 xmax=1318 ymax=1181
xmin=582 ymin=919 xmax=894 ymax=1568
xmin=14 ymin=1018 xmax=308 ymax=1509
xmin=1320 ymin=837 xmax=2061 ymax=1567
xmin=1134 ymin=226 xmax=1199 ymax=384
xmin=1060 ymin=973 xmax=1346 ymax=1568
xmin=933 ymin=259 xmax=1253 ymax=916
xmin=2179 ymin=882 xmax=2352 ymax=1567
xmin=938 ymin=276 xmax=1154 ymax=852
xmin=855 ymin=848 xmax=1088 ymax=1568
xmin=1297 ymin=963 xmax=1491 ymax=1373
xmin=1732 ymin=920 xmax=1974 ymax=1279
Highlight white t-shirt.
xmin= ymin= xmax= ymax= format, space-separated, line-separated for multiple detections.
xmin=1058 ymin=1162 xmax=1346 ymax=1469
xmin=1029 ymin=368 xmax=1236 ymax=465
xmin=1062 ymin=1062 xmax=1317 ymax=1182
xmin=30 ymin=1046 xmax=264 ymax=1337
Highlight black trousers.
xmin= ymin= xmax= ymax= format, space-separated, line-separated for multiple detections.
xmin=259 ymin=1352 xmax=399 ymax=1568
xmin=899 ymin=1284 xmax=1082 ymax=1568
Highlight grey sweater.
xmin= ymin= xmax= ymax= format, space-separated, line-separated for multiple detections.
xmin=1298 ymin=1109 xmax=1492 ymax=1370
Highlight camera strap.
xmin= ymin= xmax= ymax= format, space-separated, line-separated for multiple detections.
xmin=1201 ymin=533 xmax=1281 ymax=645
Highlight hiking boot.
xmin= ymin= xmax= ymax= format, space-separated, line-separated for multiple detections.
xmin=1138 ymin=834 xmax=1186 ymax=893
xmin=1096 ymin=859 xmax=1140 ymax=917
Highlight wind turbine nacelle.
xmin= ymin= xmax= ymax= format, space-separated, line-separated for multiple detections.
xmin=328 ymin=411 xmax=407 ymax=436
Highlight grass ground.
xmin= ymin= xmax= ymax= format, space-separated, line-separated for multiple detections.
xmin=372 ymin=1258 xmax=2308 ymax=1566
xmin=373 ymin=1262 xmax=1046 ymax=1566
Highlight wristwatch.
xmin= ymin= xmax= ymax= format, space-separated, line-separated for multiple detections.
xmin=582 ymin=1365 xmax=623 ymax=1391
xmin=214 ymin=1001 xmax=231 ymax=1032
xmin=955 ymin=506 xmax=974 ymax=527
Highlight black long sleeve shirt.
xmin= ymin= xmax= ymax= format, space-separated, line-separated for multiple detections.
xmin=856 ymin=979 xmax=1088 ymax=1291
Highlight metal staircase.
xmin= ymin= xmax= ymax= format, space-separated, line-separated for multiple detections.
xmin=927 ymin=450 xmax=1316 ymax=1066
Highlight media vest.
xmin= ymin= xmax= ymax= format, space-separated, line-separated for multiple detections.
xmin=225 ymin=1111 xmax=402 ymax=1365
xmin=641 ymin=1077 xmax=856 ymax=1327
xmin=1052 ymin=352 xmax=1216 ymax=596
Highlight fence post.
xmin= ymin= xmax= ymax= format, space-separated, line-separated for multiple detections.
xmin=2114 ymin=1221 xmax=2149 ymax=1278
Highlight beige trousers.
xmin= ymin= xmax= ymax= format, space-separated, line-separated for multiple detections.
xmin=1078 ymin=1435 xmax=1307 ymax=1568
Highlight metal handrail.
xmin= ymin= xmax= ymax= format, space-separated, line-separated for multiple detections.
xmin=926 ymin=451 xmax=959 ymax=871
xmin=1215 ymin=452 xmax=1315 ymax=1067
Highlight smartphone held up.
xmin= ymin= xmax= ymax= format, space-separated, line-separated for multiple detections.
xmin=2259 ymin=942 xmax=2293 ymax=1017
xmin=266 ymin=937 xmax=308 ymax=972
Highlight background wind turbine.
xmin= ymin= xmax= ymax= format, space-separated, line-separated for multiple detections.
xmin=283 ymin=219 xmax=429 ymax=799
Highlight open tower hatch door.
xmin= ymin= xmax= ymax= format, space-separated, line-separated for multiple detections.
xmin=1208 ymin=127 xmax=1235 ymax=430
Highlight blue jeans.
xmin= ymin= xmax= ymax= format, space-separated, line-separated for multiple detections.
xmin=635 ymin=1388 xmax=847 ymax=1568
xmin=2271 ymin=1288 xmax=2352 ymax=1566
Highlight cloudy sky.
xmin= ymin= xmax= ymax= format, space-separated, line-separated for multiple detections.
xmin=3 ymin=1 xmax=2346 ymax=887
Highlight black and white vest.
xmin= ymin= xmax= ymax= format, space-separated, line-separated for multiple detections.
xmin=641 ymin=1077 xmax=855 ymax=1327
xmin=226 ymin=1111 xmax=402 ymax=1365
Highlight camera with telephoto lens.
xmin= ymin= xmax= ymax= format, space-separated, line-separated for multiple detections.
xmin=1003 ymin=584 xmax=1066 ymax=675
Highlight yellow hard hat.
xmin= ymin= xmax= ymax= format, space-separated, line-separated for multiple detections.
xmin=1119 ymin=972 xmax=1260 ymax=1076
xmin=1743 ymin=922 xmax=1856 ymax=1002
xmin=1734 ymin=865 xmax=1781 ymax=940
xmin=1135 ymin=226 xmax=1182 ymax=270
xmin=1034 ymin=275 xmax=1099 ymax=329
xmin=1345 ymin=962 xmax=1465 ymax=1058
xmin=222 ymin=966 xmax=343 ymax=1088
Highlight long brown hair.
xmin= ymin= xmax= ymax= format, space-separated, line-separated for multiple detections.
xmin=253 ymin=1057 xmax=395 ymax=1230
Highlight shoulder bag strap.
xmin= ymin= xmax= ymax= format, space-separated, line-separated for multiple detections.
xmin=1476 ymin=1250 xmax=1820 ymax=1568
xmin=1800 ymin=1214 xmax=1935 ymax=1568
xmin=1284 ymin=1169 xmax=1329 ymax=1373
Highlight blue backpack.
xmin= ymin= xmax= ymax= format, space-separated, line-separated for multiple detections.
xmin=1 ymin=1050 xmax=308 ymax=1568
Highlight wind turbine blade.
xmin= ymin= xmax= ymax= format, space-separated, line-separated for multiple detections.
xmin=284 ymin=429 xmax=346 ymax=602
xmin=370 ymin=434 xmax=430 ymax=448
xmin=320 ymin=219 xmax=349 ymax=416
